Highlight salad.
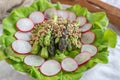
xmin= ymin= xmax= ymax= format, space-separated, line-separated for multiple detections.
xmin=0 ymin=0 xmax=117 ymax=80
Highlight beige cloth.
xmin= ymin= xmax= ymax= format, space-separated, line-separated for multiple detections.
xmin=0 ymin=0 xmax=34 ymax=23
xmin=0 ymin=0 xmax=120 ymax=80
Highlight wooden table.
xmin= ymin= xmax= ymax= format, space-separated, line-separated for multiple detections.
xmin=0 ymin=0 xmax=120 ymax=80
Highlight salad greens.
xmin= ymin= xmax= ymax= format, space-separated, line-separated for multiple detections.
xmin=0 ymin=0 xmax=117 ymax=80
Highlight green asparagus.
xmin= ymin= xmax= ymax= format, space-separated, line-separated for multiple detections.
xmin=40 ymin=47 xmax=48 ymax=58
xmin=31 ymin=40 xmax=40 ymax=54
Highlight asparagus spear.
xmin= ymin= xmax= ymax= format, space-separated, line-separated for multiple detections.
xmin=48 ymin=36 xmax=56 ymax=57
xmin=44 ymin=35 xmax=51 ymax=46
xmin=55 ymin=37 xmax=60 ymax=44
xmin=44 ymin=30 xmax=51 ymax=46
xmin=67 ymin=38 xmax=72 ymax=51
xmin=39 ymin=35 xmax=44 ymax=47
xmin=40 ymin=47 xmax=48 ymax=59
xmin=31 ymin=40 xmax=40 ymax=54
xmin=58 ymin=37 xmax=67 ymax=51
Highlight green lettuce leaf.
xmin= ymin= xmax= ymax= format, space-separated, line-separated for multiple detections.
xmin=2 ymin=7 xmax=36 ymax=35
xmin=31 ymin=0 xmax=54 ymax=11
xmin=12 ymin=62 xmax=31 ymax=72
xmin=55 ymin=2 xmax=62 ymax=9
xmin=0 ymin=50 xmax=6 ymax=60
xmin=92 ymin=29 xmax=104 ymax=45
xmin=103 ymin=29 xmax=117 ymax=48
xmin=66 ymin=4 xmax=88 ymax=16
xmin=87 ymin=12 xmax=109 ymax=30
xmin=0 ymin=0 xmax=117 ymax=80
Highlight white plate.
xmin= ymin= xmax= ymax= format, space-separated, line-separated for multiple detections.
xmin=0 ymin=3 xmax=120 ymax=80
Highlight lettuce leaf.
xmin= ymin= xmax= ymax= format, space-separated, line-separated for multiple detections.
xmin=87 ymin=12 xmax=109 ymax=30
xmin=103 ymin=29 xmax=117 ymax=48
xmin=0 ymin=50 xmax=6 ymax=60
xmin=0 ymin=0 xmax=117 ymax=80
xmin=66 ymin=4 xmax=88 ymax=16
xmin=54 ymin=2 xmax=62 ymax=9
xmin=31 ymin=0 xmax=54 ymax=11
xmin=2 ymin=7 xmax=36 ymax=35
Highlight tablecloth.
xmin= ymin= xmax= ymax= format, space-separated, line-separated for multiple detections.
xmin=0 ymin=0 xmax=120 ymax=80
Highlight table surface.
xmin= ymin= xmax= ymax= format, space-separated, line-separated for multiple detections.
xmin=0 ymin=0 xmax=120 ymax=80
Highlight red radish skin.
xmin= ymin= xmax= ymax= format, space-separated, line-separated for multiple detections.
xmin=44 ymin=8 xmax=57 ymax=19
xmin=14 ymin=31 xmax=31 ymax=41
xmin=74 ymin=52 xmax=91 ymax=66
xmin=11 ymin=45 xmax=30 ymax=55
xmin=40 ymin=60 xmax=61 ymax=76
xmin=81 ymin=44 xmax=98 ymax=57
xmin=61 ymin=58 xmax=78 ymax=72
xmin=17 ymin=27 xmax=34 ymax=32
xmin=80 ymin=23 xmax=92 ymax=32
xmin=29 ymin=11 xmax=44 ymax=24
xmin=76 ymin=16 xmax=87 ymax=26
xmin=16 ymin=18 xmax=34 ymax=32
xmin=24 ymin=55 xmax=45 ymax=67
xmin=68 ymin=12 xmax=76 ymax=22
xmin=57 ymin=10 xmax=69 ymax=20
xmin=12 ymin=40 xmax=32 ymax=54
xmin=81 ymin=31 xmax=95 ymax=44
xmin=79 ymin=60 xmax=90 ymax=66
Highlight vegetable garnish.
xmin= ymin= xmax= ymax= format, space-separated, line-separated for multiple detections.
xmin=61 ymin=58 xmax=78 ymax=72
xmin=12 ymin=40 xmax=32 ymax=54
xmin=16 ymin=18 xmax=34 ymax=32
xmin=14 ymin=31 xmax=31 ymax=41
xmin=81 ymin=31 xmax=95 ymax=44
xmin=40 ymin=60 xmax=61 ymax=76
xmin=29 ymin=11 xmax=44 ymax=24
xmin=74 ymin=52 xmax=91 ymax=66
xmin=0 ymin=0 xmax=117 ymax=80
xmin=24 ymin=55 xmax=45 ymax=66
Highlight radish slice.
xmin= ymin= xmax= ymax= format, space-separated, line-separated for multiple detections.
xmin=81 ymin=44 xmax=98 ymax=56
xmin=76 ymin=16 xmax=86 ymax=26
xmin=15 ymin=31 xmax=31 ymax=41
xmin=81 ymin=31 xmax=95 ymax=44
xmin=29 ymin=11 xmax=44 ymax=24
xmin=68 ymin=12 xmax=76 ymax=22
xmin=24 ymin=55 xmax=45 ymax=66
xmin=61 ymin=58 xmax=78 ymax=72
xmin=57 ymin=10 xmax=68 ymax=19
xmin=74 ymin=52 xmax=91 ymax=65
xmin=44 ymin=8 xmax=57 ymax=19
xmin=16 ymin=18 xmax=34 ymax=32
xmin=12 ymin=40 xmax=32 ymax=54
xmin=40 ymin=60 xmax=61 ymax=76
xmin=80 ymin=23 xmax=92 ymax=32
